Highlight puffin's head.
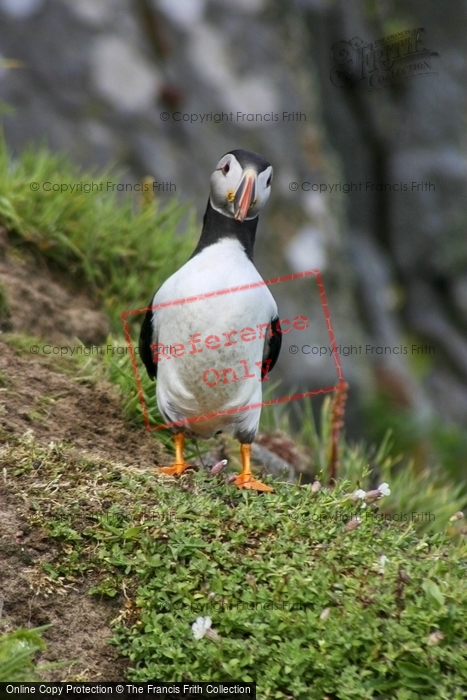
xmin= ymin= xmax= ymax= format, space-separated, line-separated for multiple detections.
xmin=210 ymin=149 xmax=273 ymax=222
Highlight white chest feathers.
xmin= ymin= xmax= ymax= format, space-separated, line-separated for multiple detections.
xmin=151 ymin=239 xmax=278 ymax=438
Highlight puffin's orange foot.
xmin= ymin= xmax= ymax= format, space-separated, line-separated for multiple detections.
xmin=234 ymin=473 xmax=275 ymax=492
xmin=157 ymin=463 xmax=191 ymax=476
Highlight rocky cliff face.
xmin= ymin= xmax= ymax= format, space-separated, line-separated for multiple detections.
xmin=1 ymin=0 xmax=466 ymax=446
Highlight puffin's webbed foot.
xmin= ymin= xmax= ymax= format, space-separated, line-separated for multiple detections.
xmin=157 ymin=433 xmax=192 ymax=476
xmin=234 ymin=444 xmax=275 ymax=493
xmin=157 ymin=462 xmax=191 ymax=476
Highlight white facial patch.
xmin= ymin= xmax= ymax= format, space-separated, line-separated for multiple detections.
xmin=210 ymin=155 xmax=273 ymax=219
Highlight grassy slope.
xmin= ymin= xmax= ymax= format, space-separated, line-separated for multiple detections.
xmin=1 ymin=136 xmax=467 ymax=696
xmin=3 ymin=433 xmax=467 ymax=699
xmin=0 ymin=135 xmax=197 ymax=331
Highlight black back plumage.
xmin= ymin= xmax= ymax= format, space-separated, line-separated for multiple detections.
xmin=139 ymin=306 xmax=157 ymax=380
xmin=262 ymin=316 xmax=282 ymax=379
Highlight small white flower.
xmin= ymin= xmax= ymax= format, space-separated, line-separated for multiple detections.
xmin=361 ymin=501 xmax=367 ymax=509
xmin=427 ymin=630 xmax=445 ymax=646
xmin=353 ymin=489 xmax=367 ymax=500
xmin=191 ymin=616 xmax=212 ymax=640
xmin=378 ymin=555 xmax=389 ymax=572
xmin=378 ymin=482 xmax=391 ymax=496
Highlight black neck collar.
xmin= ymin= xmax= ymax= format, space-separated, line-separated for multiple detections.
xmin=189 ymin=200 xmax=258 ymax=262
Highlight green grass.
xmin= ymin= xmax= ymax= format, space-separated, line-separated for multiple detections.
xmin=0 ymin=626 xmax=48 ymax=681
xmin=363 ymin=393 xmax=467 ymax=499
xmin=3 ymin=431 xmax=467 ymax=698
xmin=0 ymin=624 xmax=68 ymax=681
xmin=0 ymin=132 xmax=197 ymax=331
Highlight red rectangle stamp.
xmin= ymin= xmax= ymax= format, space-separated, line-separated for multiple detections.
xmin=122 ymin=269 xmax=345 ymax=432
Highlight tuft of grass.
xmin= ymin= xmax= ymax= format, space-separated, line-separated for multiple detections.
xmin=363 ymin=393 xmax=467 ymax=492
xmin=3 ymin=431 xmax=467 ymax=698
xmin=0 ymin=132 xmax=197 ymax=331
xmin=102 ymin=337 xmax=162 ymax=429
xmin=0 ymin=626 xmax=48 ymax=681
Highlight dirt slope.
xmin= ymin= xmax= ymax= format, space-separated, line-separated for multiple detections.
xmin=0 ymin=247 xmax=166 ymax=680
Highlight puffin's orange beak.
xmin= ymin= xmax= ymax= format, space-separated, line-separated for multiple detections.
xmin=234 ymin=169 xmax=257 ymax=222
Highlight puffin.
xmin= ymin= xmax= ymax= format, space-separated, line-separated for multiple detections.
xmin=139 ymin=149 xmax=281 ymax=492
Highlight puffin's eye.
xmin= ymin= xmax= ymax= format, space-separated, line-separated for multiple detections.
xmin=222 ymin=162 xmax=230 ymax=175
xmin=266 ymin=174 xmax=272 ymax=187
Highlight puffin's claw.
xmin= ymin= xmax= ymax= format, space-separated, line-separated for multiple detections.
xmin=234 ymin=472 xmax=275 ymax=492
xmin=157 ymin=462 xmax=191 ymax=476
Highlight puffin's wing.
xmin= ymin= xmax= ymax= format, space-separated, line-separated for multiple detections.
xmin=139 ymin=304 xmax=157 ymax=380
xmin=260 ymin=315 xmax=282 ymax=380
